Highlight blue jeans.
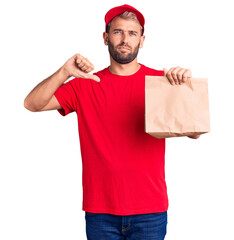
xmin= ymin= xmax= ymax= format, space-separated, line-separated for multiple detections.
xmin=85 ymin=211 xmax=167 ymax=240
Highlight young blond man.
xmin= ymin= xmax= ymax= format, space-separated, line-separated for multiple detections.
xmin=24 ymin=4 xmax=200 ymax=240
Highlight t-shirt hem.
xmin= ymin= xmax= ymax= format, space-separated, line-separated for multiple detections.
xmin=82 ymin=206 xmax=169 ymax=216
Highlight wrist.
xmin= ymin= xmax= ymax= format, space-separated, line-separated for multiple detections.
xmin=60 ymin=65 xmax=71 ymax=80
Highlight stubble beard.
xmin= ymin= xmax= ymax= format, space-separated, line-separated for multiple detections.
xmin=107 ymin=39 xmax=140 ymax=64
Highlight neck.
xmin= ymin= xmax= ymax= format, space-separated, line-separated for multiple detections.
xmin=109 ymin=57 xmax=140 ymax=76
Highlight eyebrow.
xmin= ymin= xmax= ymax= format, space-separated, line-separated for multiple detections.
xmin=112 ymin=29 xmax=138 ymax=34
xmin=112 ymin=29 xmax=123 ymax=32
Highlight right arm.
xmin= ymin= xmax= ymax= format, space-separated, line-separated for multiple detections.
xmin=24 ymin=53 xmax=100 ymax=112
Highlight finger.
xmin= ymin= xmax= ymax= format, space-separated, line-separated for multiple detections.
xmin=84 ymin=66 xmax=94 ymax=73
xmin=85 ymin=61 xmax=94 ymax=71
xmin=80 ymin=63 xmax=92 ymax=72
xmin=81 ymin=63 xmax=94 ymax=73
xmin=177 ymin=68 xmax=186 ymax=84
xmin=188 ymin=134 xmax=200 ymax=139
xmin=79 ymin=58 xmax=94 ymax=72
xmin=182 ymin=69 xmax=191 ymax=82
xmin=75 ymin=54 xmax=84 ymax=65
xmin=171 ymin=66 xmax=181 ymax=85
xmin=166 ymin=67 xmax=176 ymax=85
xmin=163 ymin=68 xmax=168 ymax=76
xmin=77 ymin=57 xmax=87 ymax=69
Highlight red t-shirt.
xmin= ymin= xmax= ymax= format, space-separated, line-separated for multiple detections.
xmin=54 ymin=63 xmax=168 ymax=215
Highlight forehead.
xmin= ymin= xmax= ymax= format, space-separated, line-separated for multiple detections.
xmin=110 ymin=16 xmax=141 ymax=32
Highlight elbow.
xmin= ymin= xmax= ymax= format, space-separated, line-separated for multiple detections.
xmin=24 ymin=98 xmax=38 ymax=112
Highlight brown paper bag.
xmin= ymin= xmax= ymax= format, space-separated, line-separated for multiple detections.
xmin=145 ymin=76 xmax=210 ymax=139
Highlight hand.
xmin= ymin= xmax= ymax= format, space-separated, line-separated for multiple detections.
xmin=188 ymin=134 xmax=201 ymax=139
xmin=62 ymin=53 xmax=100 ymax=82
xmin=163 ymin=66 xmax=192 ymax=85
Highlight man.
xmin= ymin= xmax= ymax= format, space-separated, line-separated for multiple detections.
xmin=24 ymin=4 xmax=200 ymax=240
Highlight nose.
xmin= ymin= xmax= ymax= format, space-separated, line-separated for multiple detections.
xmin=121 ymin=31 xmax=129 ymax=43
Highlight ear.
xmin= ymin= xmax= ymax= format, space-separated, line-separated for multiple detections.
xmin=139 ymin=35 xmax=145 ymax=49
xmin=103 ymin=32 xmax=109 ymax=46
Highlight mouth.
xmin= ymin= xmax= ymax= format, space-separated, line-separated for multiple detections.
xmin=118 ymin=47 xmax=131 ymax=51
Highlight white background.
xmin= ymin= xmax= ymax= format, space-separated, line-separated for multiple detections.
xmin=1 ymin=0 xmax=233 ymax=239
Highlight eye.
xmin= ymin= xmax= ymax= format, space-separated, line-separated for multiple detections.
xmin=114 ymin=30 xmax=121 ymax=34
xmin=129 ymin=31 xmax=137 ymax=36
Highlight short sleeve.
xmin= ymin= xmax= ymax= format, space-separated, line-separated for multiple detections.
xmin=158 ymin=70 xmax=164 ymax=76
xmin=54 ymin=78 xmax=79 ymax=116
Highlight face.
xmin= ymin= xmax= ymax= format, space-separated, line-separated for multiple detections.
xmin=103 ymin=17 xmax=145 ymax=64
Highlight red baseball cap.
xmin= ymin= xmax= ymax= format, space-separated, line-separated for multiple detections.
xmin=104 ymin=4 xmax=145 ymax=35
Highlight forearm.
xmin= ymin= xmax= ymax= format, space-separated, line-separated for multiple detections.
xmin=24 ymin=66 xmax=69 ymax=111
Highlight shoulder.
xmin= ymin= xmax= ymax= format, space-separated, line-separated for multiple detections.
xmin=140 ymin=64 xmax=164 ymax=76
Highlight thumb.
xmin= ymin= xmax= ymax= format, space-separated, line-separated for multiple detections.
xmin=86 ymin=74 xmax=101 ymax=82
xmin=163 ymin=68 xmax=168 ymax=76
xmin=80 ymin=72 xmax=101 ymax=82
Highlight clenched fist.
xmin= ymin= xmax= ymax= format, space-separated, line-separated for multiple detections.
xmin=63 ymin=53 xmax=100 ymax=82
